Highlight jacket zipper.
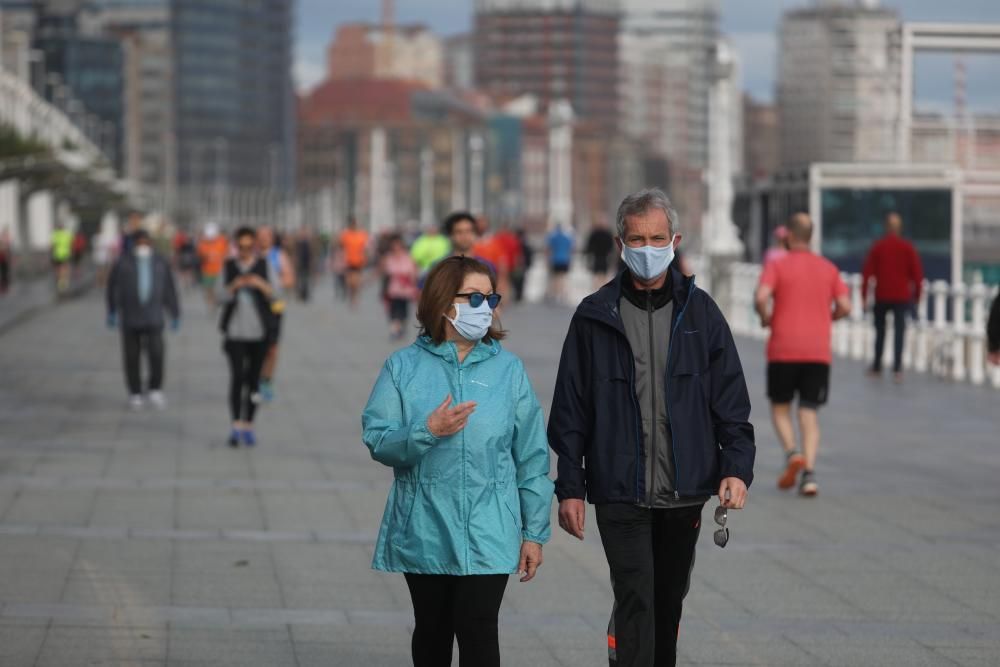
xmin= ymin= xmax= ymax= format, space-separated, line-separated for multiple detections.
xmin=663 ymin=281 xmax=695 ymax=499
xmin=646 ymin=291 xmax=657 ymax=506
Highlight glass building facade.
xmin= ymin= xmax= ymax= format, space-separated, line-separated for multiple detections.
xmin=820 ymin=188 xmax=952 ymax=282
xmin=172 ymin=0 xmax=294 ymax=191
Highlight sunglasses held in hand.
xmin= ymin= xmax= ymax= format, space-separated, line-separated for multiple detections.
xmin=713 ymin=505 xmax=729 ymax=548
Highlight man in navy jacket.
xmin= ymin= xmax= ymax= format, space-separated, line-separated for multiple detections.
xmin=549 ymin=188 xmax=755 ymax=667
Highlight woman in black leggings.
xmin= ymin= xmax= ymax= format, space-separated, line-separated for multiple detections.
xmin=219 ymin=226 xmax=273 ymax=447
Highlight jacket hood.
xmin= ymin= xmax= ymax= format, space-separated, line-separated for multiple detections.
xmin=576 ymin=262 xmax=694 ymax=327
xmin=413 ymin=335 xmax=501 ymax=366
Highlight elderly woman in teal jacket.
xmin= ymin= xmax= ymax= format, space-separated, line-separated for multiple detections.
xmin=363 ymin=255 xmax=553 ymax=667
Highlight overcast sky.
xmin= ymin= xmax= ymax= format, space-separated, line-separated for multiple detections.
xmin=294 ymin=0 xmax=1000 ymax=111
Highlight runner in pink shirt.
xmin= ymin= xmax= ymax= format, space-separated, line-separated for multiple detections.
xmin=754 ymin=213 xmax=851 ymax=496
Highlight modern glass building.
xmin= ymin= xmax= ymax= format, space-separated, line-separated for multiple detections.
xmin=172 ymin=0 xmax=294 ymax=192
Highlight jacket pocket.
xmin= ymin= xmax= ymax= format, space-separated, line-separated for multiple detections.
xmin=496 ymin=480 xmax=522 ymax=530
xmin=389 ymin=480 xmax=418 ymax=543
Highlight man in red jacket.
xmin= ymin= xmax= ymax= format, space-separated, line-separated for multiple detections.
xmin=862 ymin=212 xmax=924 ymax=382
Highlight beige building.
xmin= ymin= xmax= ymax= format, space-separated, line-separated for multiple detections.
xmin=777 ymin=0 xmax=901 ymax=168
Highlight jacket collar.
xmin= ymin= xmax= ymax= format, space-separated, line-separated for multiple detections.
xmin=576 ymin=262 xmax=694 ymax=329
xmin=414 ymin=335 xmax=501 ymax=367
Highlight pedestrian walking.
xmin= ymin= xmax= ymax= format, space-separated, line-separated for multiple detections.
xmin=197 ymin=223 xmax=229 ymax=310
xmin=410 ymin=222 xmax=451 ymax=279
xmin=988 ymin=290 xmax=1000 ymax=366
xmin=549 ymin=188 xmax=755 ymax=667
xmin=258 ymin=226 xmax=294 ymax=403
xmin=362 ymin=255 xmax=552 ymax=667
xmin=339 ymin=217 xmax=369 ymax=309
xmin=71 ymin=229 xmax=87 ymax=278
xmin=584 ymin=217 xmax=615 ymax=289
xmin=106 ymin=229 xmax=181 ymax=410
xmin=755 ymin=213 xmax=851 ymax=497
xmin=380 ymin=234 xmax=418 ymax=340
xmin=294 ymin=227 xmax=313 ymax=302
xmin=51 ymin=222 xmax=73 ymax=294
xmin=219 ymin=227 xmax=274 ymax=447
xmin=763 ymin=225 xmax=789 ymax=266
xmin=862 ymin=212 xmax=925 ymax=383
xmin=512 ymin=227 xmax=533 ymax=302
xmin=0 ymin=226 xmax=11 ymax=295
xmin=545 ymin=223 xmax=575 ymax=304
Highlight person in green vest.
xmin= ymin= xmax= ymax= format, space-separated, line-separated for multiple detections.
xmin=410 ymin=222 xmax=451 ymax=284
xmin=51 ymin=223 xmax=73 ymax=293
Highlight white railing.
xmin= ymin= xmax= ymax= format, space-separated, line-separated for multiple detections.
xmin=0 ymin=68 xmax=104 ymax=166
xmin=721 ymin=262 xmax=1000 ymax=390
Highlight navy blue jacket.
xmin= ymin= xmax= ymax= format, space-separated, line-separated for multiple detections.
xmin=548 ymin=266 xmax=755 ymax=504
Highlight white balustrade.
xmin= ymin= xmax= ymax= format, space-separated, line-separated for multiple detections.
xmin=718 ymin=262 xmax=999 ymax=391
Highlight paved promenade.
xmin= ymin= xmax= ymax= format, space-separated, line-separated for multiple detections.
xmin=1 ymin=279 xmax=998 ymax=666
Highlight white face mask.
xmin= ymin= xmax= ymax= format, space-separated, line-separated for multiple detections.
xmin=620 ymin=236 xmax=676 ymax=281
xmin=445 ymin=301 xmax=493 ymax=341
xmin=135 ymin=245 xmax=152 ymax=259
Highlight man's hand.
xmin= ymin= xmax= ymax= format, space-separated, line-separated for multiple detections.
xmin=518 ymin=541 xmax=543 ymax=582
xmin=989 ymin=351 xmax=1000 ymax=366
xmin=426 ymin=395 xmax=476 ymax=438
xmin=558 ymin=498 xmax=585 ymax=540
xmin=759 ymin=313 xmax=771 ymax=328
xmin=718 ymin=477 xmax=747 ymax=510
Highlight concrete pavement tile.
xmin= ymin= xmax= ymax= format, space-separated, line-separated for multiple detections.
xmin=294 ymin=641 xmax=412 ymax=667
xmin=3 ymin=489 xmax=97 ymax=524
xmin=0 ymin=573 xmax=67 ymax=604
xmin=172 ymin=541 xmax=273 ymax=573
xmin=88 ymin=489 xmax=175 ymax=528
xmin=60 ymin=571 xmax=172 ymax=607
xmin=33 ymin=625 xmax=167 ymax=664
xmin=0 ymin=623 xmax=47 ymax=665
xmin=171 ymin=574 xmax=283 ymax=608
xmin=175 ymin=489 xmax=264 ymax=530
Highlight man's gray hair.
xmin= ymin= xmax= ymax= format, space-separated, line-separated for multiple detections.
xmin=615 ymin=188 xmax=679 ymax=238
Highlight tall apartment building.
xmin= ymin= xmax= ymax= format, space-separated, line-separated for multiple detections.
xmin=619 ymin=0 xmax=718 ymax=171
xmin=473 ymin=0 xmax=620 ymax=130
xmin=777 ymin=0 xmax=901 ymax=168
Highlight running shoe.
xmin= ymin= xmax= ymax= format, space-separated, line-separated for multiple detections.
xmin=242 ymin=429 xmax=256 ymax=447
xmin=148 ymin=390 xmax=167 ymax=410
xmin=778 ymin=451 xmax=806 ymax=490
xmin=128 ymin=394 xmax=144 ymax=411
xmin=799 ymin=471 xmax=818 ymax=497
xmin=228 ymin=429 xmax=240 ymax=448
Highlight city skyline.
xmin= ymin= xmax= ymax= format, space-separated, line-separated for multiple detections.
xmin=295 ymin=0 xmax=1000 ymax=111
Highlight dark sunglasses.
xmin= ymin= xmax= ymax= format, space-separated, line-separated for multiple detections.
xmin=455 ymin=292 xmax=502 ymax=310
xmin=713 ymin=505 xmax=729 ymax=548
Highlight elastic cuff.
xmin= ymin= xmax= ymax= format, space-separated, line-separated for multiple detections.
xmin=522 ymin=531 xmax=550 ymax=545
xmin=412 ymin=420 xmax=440 ymax=445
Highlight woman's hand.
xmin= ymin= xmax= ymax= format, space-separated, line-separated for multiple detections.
xmin=518 ymin=541 xmax=543 ymax=582
xmin=426 ymin=394 xmax=476 ymax=438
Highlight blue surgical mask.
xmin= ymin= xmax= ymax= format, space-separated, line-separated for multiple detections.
xmin=446 ymin=301 xmax=493 ymax=341
xmin=621 ymin=237 xmax=676 ymax=281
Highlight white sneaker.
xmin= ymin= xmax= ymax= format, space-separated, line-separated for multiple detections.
xmin=128 ymin=394 xmax=144 ymax=410
xmin=148 ymin=390 xmax=167 ymax=410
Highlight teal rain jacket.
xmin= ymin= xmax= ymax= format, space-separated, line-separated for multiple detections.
xmin=362 ymin=336 xmax=553 ymax=575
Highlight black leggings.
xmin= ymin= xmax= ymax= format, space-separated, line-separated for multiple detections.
xmin=404 ymin=573 xmax=509 ymax=667
xmin=223 ymin=340 xmax=266 ymax=422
